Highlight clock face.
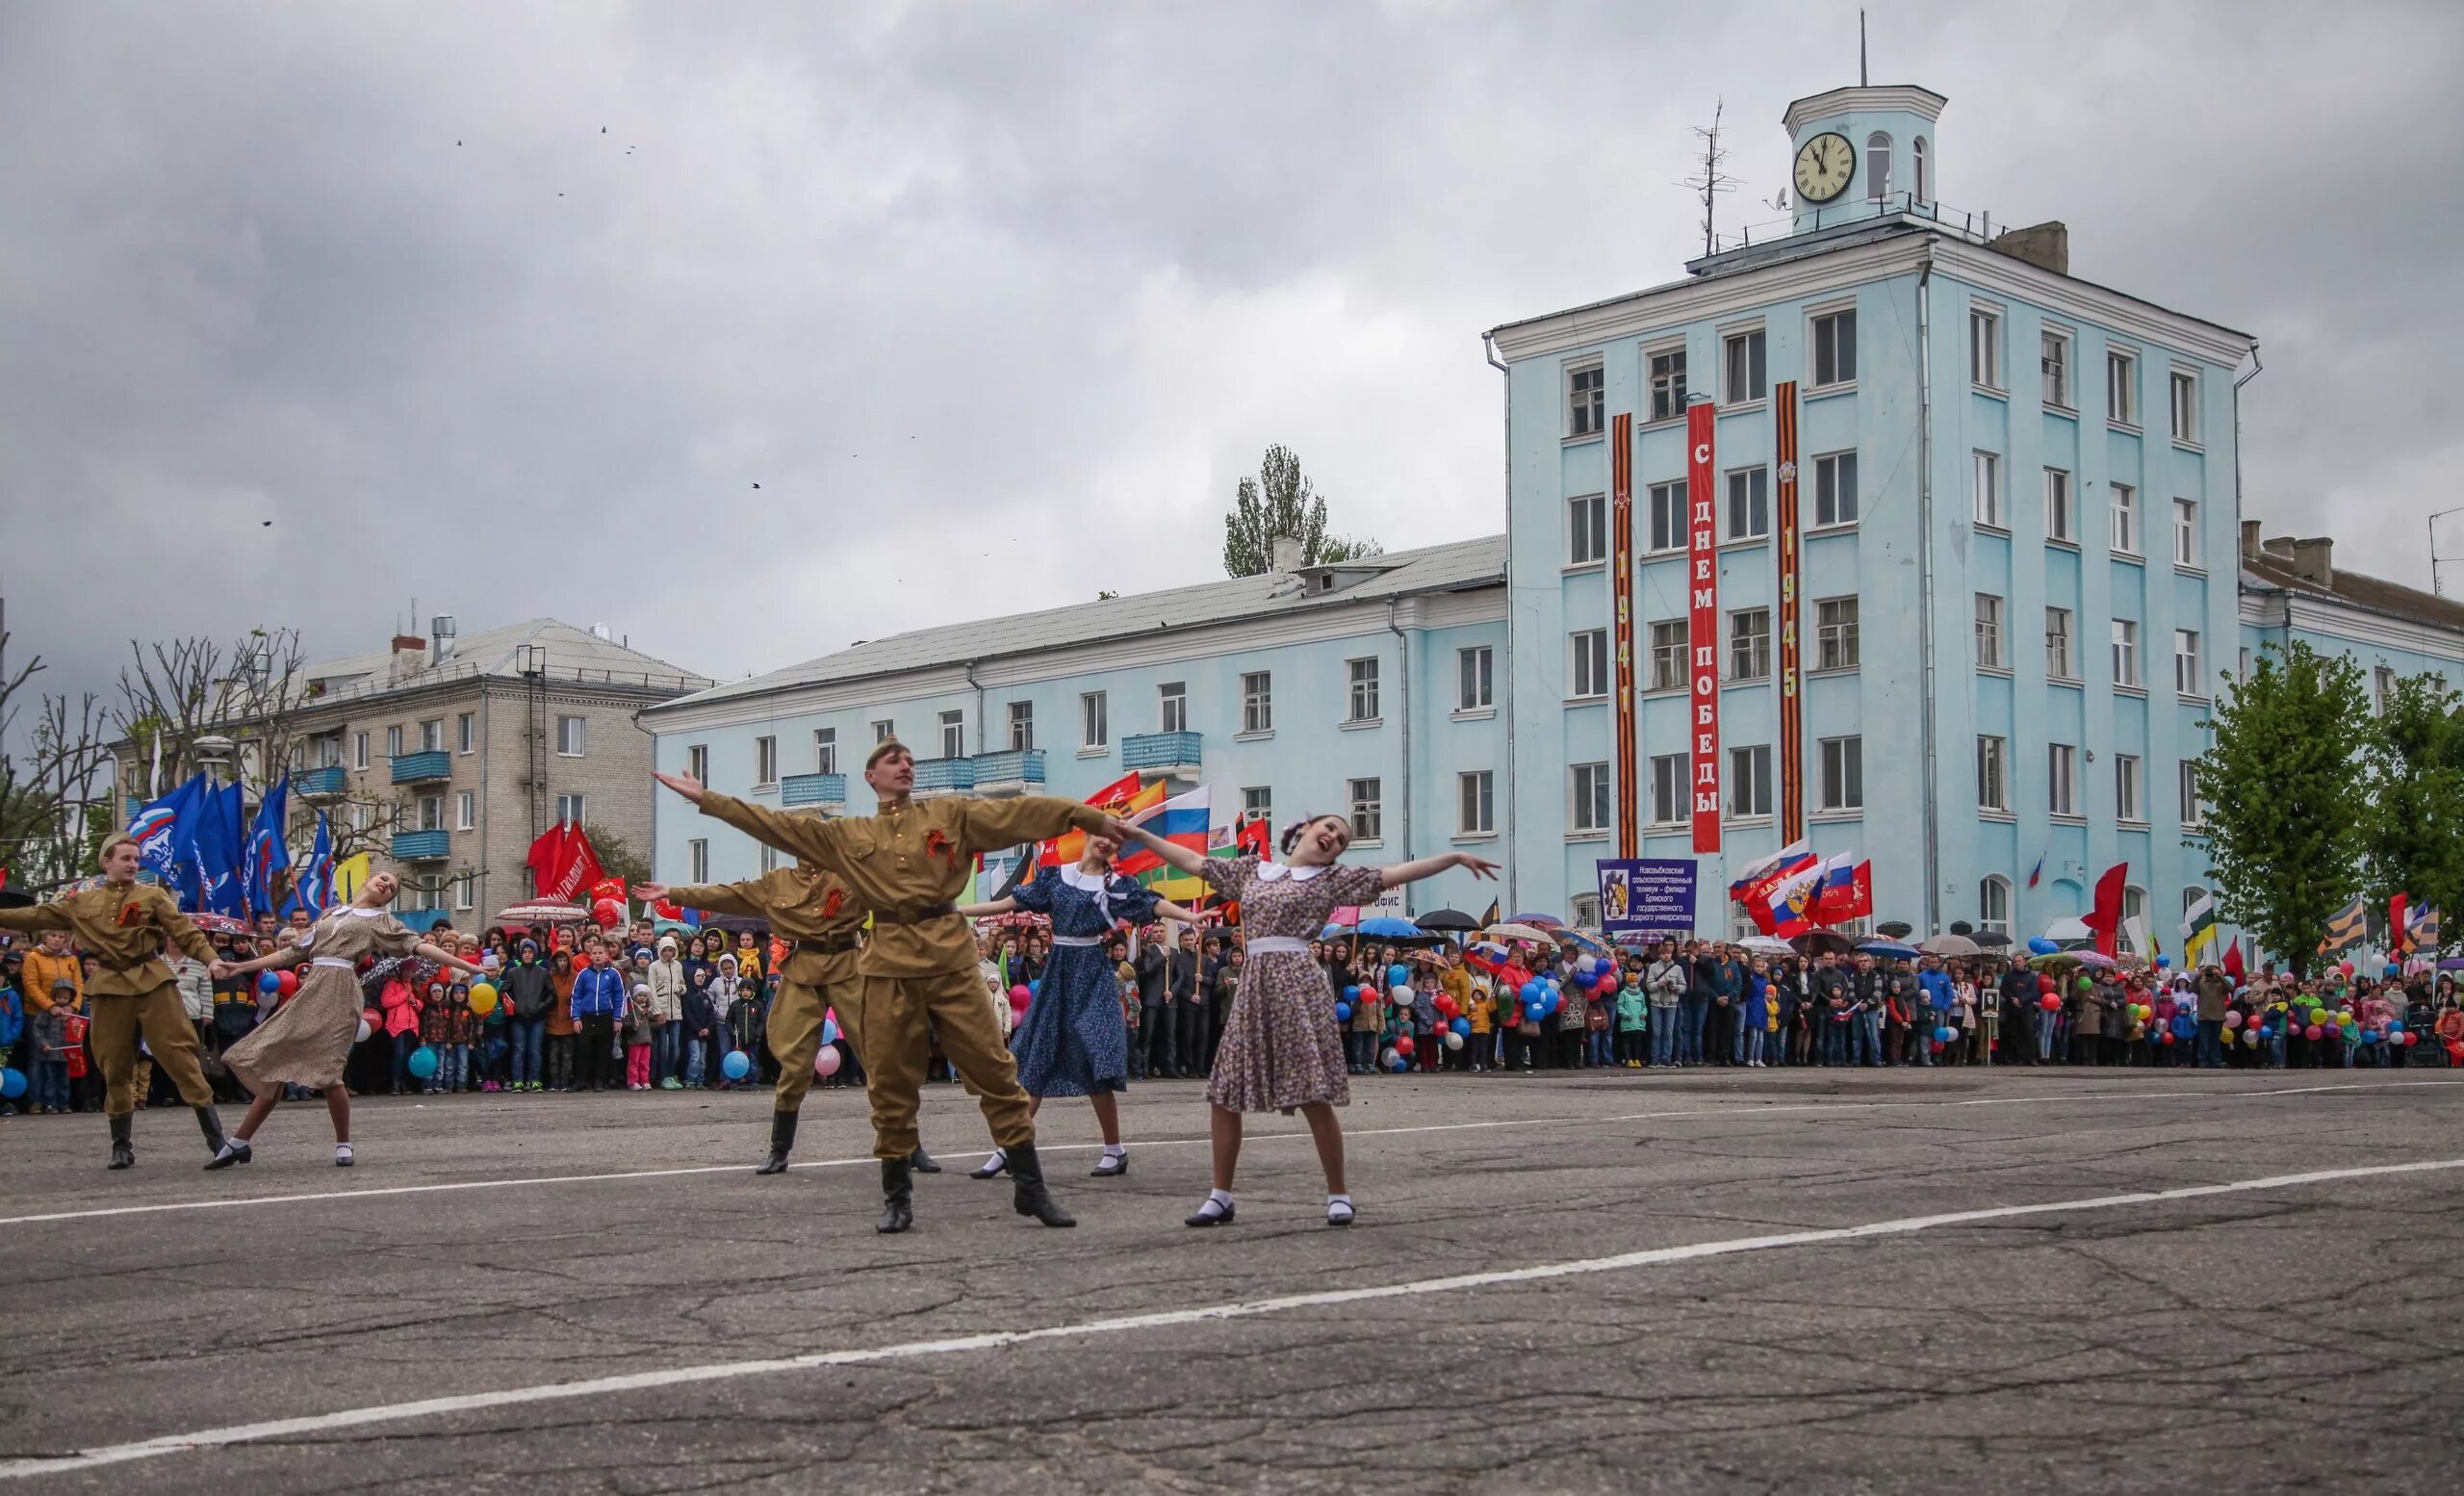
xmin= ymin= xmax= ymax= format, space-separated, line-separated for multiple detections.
xmin=1794 ymin=131 xmax=1855 ymax=203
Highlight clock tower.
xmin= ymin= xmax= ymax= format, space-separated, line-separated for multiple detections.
xmin=1783 ymin=84 xmax=1947 ymax=236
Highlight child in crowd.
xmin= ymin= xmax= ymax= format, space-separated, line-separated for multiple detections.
xmin=624 ymin=982 xmax=655 ymax=1091
xmin=1613 ymin=973 xmax=1646 ymax=1068
xmin=1409 ymin=970 xmax=1439 ymax=1073
xmin=681 ymin=965 xmax=717 ymax=1088
xmin=419 ymin=981 xmax=453 ymax=1095
xmin=1466 ymin=975 xmax=1496 ymax=1073
xmin=1740 ymin=959 xmax=1772 ymax=1069
xmin=443 ymin=982 xmax=479 ymax=1092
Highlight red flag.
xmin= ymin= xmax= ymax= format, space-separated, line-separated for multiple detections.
xmin=2080 ymin=863 xmax=2128 ymax=957
xmin=1040 ymin=771 xmax=1144 ymax=867
xmin=526 ymin=823 xmax=605 ymax=903
xmin=2223 ymin=940 xmax=2246 ymax=984
xmin=1237 ymin=816 xmax=1270 ymax=858
xmin=652 ymin=897 xmax=684 ymax=921
xmin=1817 ymin=860 xmax=1873 ymax=925
xmin=2391 ymin=891 xmax=2409 ymax=955
xmin=589 ymin=875 xmax=628 ymax=905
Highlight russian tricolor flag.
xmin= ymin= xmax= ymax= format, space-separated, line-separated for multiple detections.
xmin=1808 ymin=854 xmax=1872 ymax=926
xmin=1117 ymin=787 xmax=1210 ymax=877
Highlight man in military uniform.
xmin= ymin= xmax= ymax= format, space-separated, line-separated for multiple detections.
xmin=0 ymin=834 xmax=229 ymax=1169
xmin=636 ymin=840 xmax=942 ymax=1178
xmin=654 ymin=740 xmax=1108 ymax=1233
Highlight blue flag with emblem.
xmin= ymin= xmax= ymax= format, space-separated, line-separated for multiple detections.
xmin=125 ymin=773 xmax=209 ymax=905
xmin=283 ymin=812 xmax=335 ymax=917
xmin=192 ymin=780 xmax=248 ymax=917
xmin=244 ymin=774 xmax=291 ymax=918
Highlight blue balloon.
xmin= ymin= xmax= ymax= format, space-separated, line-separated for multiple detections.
xmin=1334 ymin=1002 xmax=1352 ymax=1022
xmin=1542 ymin=992 xmax=1562 ymax=1017
xmin=0 ymin=1068 xmax=24 ymax=1100
xmin=1934 ymin=1025 xmax=1955 ymax=1044
xmin=1525 ymin=1000 xmax=1546 ymax=1021
xmin=1388 ymin=964 xmax=1410 ymax=988
xmin=1520 ymin=980 xmax=1542 ymax=1002
xmin=2027 ymin=936 xmax=2058 ymax=955
xmin=406 ymin=1045 xmax=439 ymax=1079
xmin=2389 ymin=1019 xmax=2405 ymax=1034
xmin=820 ymin=1019 xmax=840 ymax=1047
xmin=258 ymin=971 xmax=282 ymax=994
xmin=1450 ymin=1018 xmax=1471 ymax=1037
xmin=1343 ymin=985 xmax=1360 ymax=1002
xmin=722 ymin=1049 xmax=752 ymax=1080
xmin=2155 ymin=955 xmax=2170 ymax=968
xmin=1029 ymin=979 xmax=1040 ymax=996
xmin=1390 ymin=1056 xmax=1411 ymax=1072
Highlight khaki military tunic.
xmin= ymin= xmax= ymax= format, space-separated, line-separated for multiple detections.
xmin=668 ymin=864 xmax=867 ymax=1113
xmin=0 ymin=881 xmax=219 ymax=1116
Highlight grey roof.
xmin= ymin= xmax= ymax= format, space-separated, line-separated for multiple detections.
xmin=653 ymin=536 xmax=1507 ymax=714
xmin=301 ymin=618 xmax=710 ymax=707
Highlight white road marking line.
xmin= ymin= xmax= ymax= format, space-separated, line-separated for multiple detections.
xmin=3 ymin=1153 xmax=2454 ymax=1481
xmin=1 ymin=1078 xmax=2451 ymax=1229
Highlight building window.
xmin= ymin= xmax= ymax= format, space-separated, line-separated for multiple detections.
xmin=688 ymin=838 xmax=708 ymax=883
xmin=2173 ymin=499 xmax=2199 ymax=567
xmin=1243 ymin=787 xmax=1272 ymax=829
xmin=1007 ymin=701 xmax=1033 ymax=752
xmin=555 ymin=792 xmax=585 ymax=826
xmin=1648 ymin=620 xmax=1687 ymax=692
xmin=314 ymin=736 xmax=341 ymax=769
xmin=2374 ymin=664 xmax=2396 ymax=716
xmin=352 ymin=732 xmax=369 ymax=771
xmin=1458 ymin=770 xmax=1495 ymax=835
xmin=2169 ymin=368 xmax=2200 ymax=443
xmin=1571 ymin=893 xmax=1602 ymax=929
xmin=1241 ymin=672 xmax=1272 ymax=734
xmin=1347 ymin=658 xmax=1381 ymax=722
xmin=386 ymin=725 xmax=403 ymax=759
xmin=2117 ymin=754 xmax=2143 ymax=822
xmin=1725 ymin=466 xmax=1769 ymax=541
xmin=1811 ymin=309 xmax=1857 ymax=387
xmin=2048 ymin=743 xmax=2077 ymax=817
xmin=1978 ymin=735 xmax=2008 ymax=812
xmin=555 ymin=715 xmax=585 ymax=758
xmin=751 ymin=735 xmax=776 ymax=786
xmin=1159 ymin=682 xmax=1188 ymax=734
xmin=2108 ymin=348 xmax=2139 ymax=425
xmin=1723 ymin=328 xmax=1766 ymax=403
xmin=1568 ymin=494 xmax=1606 ymax=566
xmin=1648 ymin=347 xmax=1687 ymax=423
xmin=2113 ymin=620 xmax=2141 ymax=688
xmin=872 ymin=719 xmax=895 ymax=744
xmin=1567 ymin=361 xmax=1604 ymax=438
xmin=1081 ymin=691 xmax=1108 ymax=749
xmin=685 ymin=744 xmax=708 ymax=784
xmin=1814 ymin=597 xmax=1860 ymax=671
xmin=2046 ymin=607 xmax=2075 ymax=681
xmin=1974 ymin=594 xmax=2005 ymax=669
xmin=1571 ymin=762 xmax=1611 ymax=834
xmin=1969 ymin=307 xmax=2002 ymax=389
xmin=1972 ymin=450 xmax=2003 ymax=528
xmin=1348 ymin=777 xmax=1383 ymax=842
xmin=419 ymin=718 xmax=444 ymax=753
xmin=1571 ymin=630 xmax=1610 ymax=698
xmin=1971 ymin=875 xmax=2009 ymax=936
xmin=937 ymin=709 xmax=965 ymax=761
xmin=1646 ymin=481 xmax=1686 ymax=552
xmin=453 ymin=874 xmax=475 ymax=912
xmin=456 ymin=712 xmax=475 ymax=755
xmin=1649 ymin=753 xmax=1686 ymax=825
xmin=1728 ymin=608 xmax=1771 ymax=681
xmin=1458 ymin=647 xmax=1493 ymax=710
xmin=2041 ymin=328 xmax=2072 ymax=408
xmin=2123 ymin=885 xmax=2148 ymax=933
xmin=1818 ymin=735 xmax=1863 ymax=812
xmin=2111 ymin=483 xmax=2140 ymax=555
xmin=813 ymin=729 xmax=837 ymax=775
xmin=2180 ymin=761 xmax=2205 ymax=827
xmin=455 ymin=790 xmax=475 ymax=832
xmin=1727 ymin=744 xmax=1773 ymax=818
xmin=1864 ymin=131 xmax=1892 ymax=199
xmin=1813 ymin=451 xmax=1859 ymax=527
xmin=1912 ymin=136 xmax=1929 ymax=201
xmin=759 ymin=844 xmax=779 ymax=874
xmin=2174 ymin=630 xmax=2202 ymax=696
xmin=2045 ymin=468 xmax=2073 ymax=542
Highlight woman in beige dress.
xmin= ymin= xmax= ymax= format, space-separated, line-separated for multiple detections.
xmin=206 ymin=871 xmax=484 ymax=1169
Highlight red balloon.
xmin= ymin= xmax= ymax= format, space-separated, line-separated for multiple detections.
xmin=1008 ymin=984 xmax=1031 ymax=1011
xmin=2402 ymin=1032 xmax=2419 ymax=1046
xmin=2039 ymin=993 xmax=2061 ymax=1012
xmin=2160 ymin=1031 xmax=2175 ymax=1045
xmin=274 ymin=969 xmax=298 ymax=997
xmin=2305 ymin=1024 xmax=2323 ymax=1042
xmin=2339 ymin=961 xmax=2354 ymax=977
xmin=2038 ymin=974 xmax=2056 ymax=993
xmin=1395 ymin=1036 xmax=1415 ymax=1057
xmin=591 ymin=897 xmax=622 ymax=929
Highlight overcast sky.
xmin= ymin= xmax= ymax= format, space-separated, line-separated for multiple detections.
xmin=5 ymin=0 xmax=2458 ymax=712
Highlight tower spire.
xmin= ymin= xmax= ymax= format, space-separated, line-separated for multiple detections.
xmin=1860 ymin=10 xmax=1869 ymax=87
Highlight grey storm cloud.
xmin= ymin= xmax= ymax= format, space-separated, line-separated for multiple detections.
xmin=3 ymin=0 xmax=2459 ymax=713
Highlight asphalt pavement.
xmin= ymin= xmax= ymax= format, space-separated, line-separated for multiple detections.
xmin=2 ymin=1065 xmax=2459 ymax=1494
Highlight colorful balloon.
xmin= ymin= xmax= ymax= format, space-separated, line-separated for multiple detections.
xmin=468 ymin=983 xmax=499 ymax=1016
xmin=815 ymin=1046 xmax=843 ymax=1078
xmin=406 ymin=1045 xmax=439 ymax=1079
xmin=722 ymin=1049 xmax=752 ymax=1080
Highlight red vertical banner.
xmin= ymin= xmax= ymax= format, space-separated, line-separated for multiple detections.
xmin=1611 ymin=411 xmax=1638 ymax=859
xmin=1686 ymin=400 xmax=1721 ymax=854
xmin=1775 ymin=380 xmax=1803 ymax=844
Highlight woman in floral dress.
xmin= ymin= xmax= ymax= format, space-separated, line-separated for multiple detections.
xmin=1109 ymin=812 xmax=1496 ymax=1227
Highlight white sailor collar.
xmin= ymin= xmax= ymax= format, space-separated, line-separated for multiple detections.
xmin=337 ymin=906 xmax=385 ymax=919
xmin=1253 ymin=862 xmax=1328 ymax=883
xmin=1057 ymin=864 xmax=1116 ymax=893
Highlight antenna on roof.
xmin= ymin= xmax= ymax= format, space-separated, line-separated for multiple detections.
xmin=1861 ymin=8 xmax=1869 ymax=87
xmin=1680 ymin=98 xmax=1737 ymax=258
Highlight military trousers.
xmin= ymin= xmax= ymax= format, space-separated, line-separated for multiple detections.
xmin=91 ymin=983 xmax=215 ymax=1118
xmin=850 ymin=967 xmax=1033 ymax=1162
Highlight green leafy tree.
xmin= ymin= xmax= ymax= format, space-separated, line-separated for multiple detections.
xmin=2193 ymin=640 xmax=2370 ymax=978
xmin=2357 ymin=672 xmax=2464 ymax=958
xmin=1221 ymin=446 xmax=1378 ymax=576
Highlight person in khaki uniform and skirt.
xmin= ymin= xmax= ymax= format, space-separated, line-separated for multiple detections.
xmin=0 ymin=834 xmax=228 ymax=1170
xmin=655 ymin=740 xmax=1110 ymax=1234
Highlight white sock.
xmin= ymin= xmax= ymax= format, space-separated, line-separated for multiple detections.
xmin=986 ymin=1148 xmax=1007 ymax=1165
xmin=1206 ymin=1188 xmax=1234 ymax=1209
xmin=1326 ymin=1193 xmax=1355 ymax=1221
xmin=335 ymin=1142 xmax=353 ymax=1157
xmin=1103 ymin=1144 xmax=1126 ymax=1159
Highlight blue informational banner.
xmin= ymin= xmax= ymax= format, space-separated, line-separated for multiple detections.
xmin=1596 ymin=858 xmax=1697 ymax=937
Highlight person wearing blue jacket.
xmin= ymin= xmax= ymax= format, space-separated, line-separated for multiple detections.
xmin=1914 ymin=959 xmax=1953 ymax=1067
xmin=1740 ymin=962 xmax=1774 ymax=1067
xmin=568 ymin=939 xmax=629 ymax=1092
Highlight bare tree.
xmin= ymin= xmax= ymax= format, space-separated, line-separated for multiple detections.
xmin=0 ymin=598 xmax=116 ymax=888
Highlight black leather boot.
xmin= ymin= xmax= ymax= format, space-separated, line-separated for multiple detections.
xmin=876 ymin=1158 xmax=913 ymax=1234
xmin=195 ymin=1104 xmax=227 ymax=1156
xmin=909 ymin=1145 xmax=941 ymax=1174
xmin=755 ymin=1110 xmax=797 ymax=1175
xmin=108 ymin=1114 xmax=135 ymax=1171
xmin=1007 ymin=1143 xmax=1075 ymax=1228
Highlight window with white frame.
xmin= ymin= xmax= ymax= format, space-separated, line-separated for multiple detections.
xmin=872 ymin=718 xmax=895 ymax=743
xmin=1819 ymin=735 xmax=1863 ymax=811
xmin=1912 ymin=136 xmax=1929 ymax=201
xmin=1568 ymin=494 xmax=1606 ymax=566
xmin=1977 ymin=735 xmax=2008 ymax=812
xmin=313 ymin=735 xmax=340 ymax=769
xmin=1348 ymin=777 xmax=1383 ymax=842
xmin=2048 ymin=743 xmax=2078 ymax=816
xmin=1815 ymin=596 xmax=1860 ymax=671
xmin=1243 ymin=787 xmax=1272 ymax=829
xmin=2046 ymin=606 xmax=2075 ymax=680
xmin=386 ymin=725 xmax=403 ymax=759
xmin=555 ymin=715 xmax=586 ymax=757
xmin=1972 ymin=450 xmax=2003 ymax=527
xmin=1347 ymin=658 xmax=1380 ymax=722
xmin=2173 ymin=499 xmax=2199 ymax=566
xmin=2113 ymin=619 xmax=2141 ymax=687
xmin=455 ymin=790 xmax=475 ymax=831
xmin=1646 ymin=480 xmax=1686 ymax=552
xmin=1969 ymin=306 xmax=2002 ymax=388
xmin=457 ymin=712 xmax=475 ymax=754
xmin=1241 ymin=672 xmax=1272 ymax=734
xmin=1811 ymin=308 xmax=1857 ymax=387
xmin=1723 ymin=328 xmax=1766 ymax=403
xmin=1081 ymin=690 xmax=1108 ymax=749
xmin=1648 ymin=620 xmax=1687 ymax=692
xmin=2107 ymin=348 xmax=2139 ymax=425
xmin=2117 ymin=754 xmax=2143 ymax=821
xmin=2122 ymin=884 xmax=2147 ymax=930
xmin=686 ymin=744 xmax=708 ymax=783
xmin=1974 ymin=593 xmax=2005 ymax=669
xmin=1864 ymin=131 xmax=1893 ymax=199
xmin=1007 ymin=701 xmax=1033 ymax=752
xmin=1813 ymin=451 xmax=1859 ymax=527
xmin=2045 ymin=468 xmax=2073 ymax=542
xmin=938 ymin=709 xmax=965 ymax=761
xmin=555 ymin=792 xmax=586 ymax=826
xmin=813 ymin=728 xmax=837 ymax=775
xmin=1728 ymin=744 xmax=1773 ymax=818
xmin=2180 ymin=761 xmax=2205 ymax=827
xmin=1571 ymin=762 xmax=1611 ymax=834
xmin=755 ymin=735 xmax=778 ymax=786
xmin=1977 ymin=875 xmax=2012 ymax=936
xmin=1728 ymin=608 xmax=1771 ymax=681
xmin=454 ymin=873 xmax=475 ymax=912
xmin=352 ymin=732 xmax=369 ymax=771
xmin=2041 ymin=328 xmax=2072 ymax=408
xmin=2174 ymin=630 xmax=2202 ymax=696
xmin=1159 ymin=682 xmax=1188 ymax=734
xmin=759 ymin=843 xmax=779 ymax=874
xmin=2169 ymin=368 xmax=2200 ymax=443
xmin=2374 ymin=664 xmax=2396 ymax=717
xmin=2111 ymin=482 xmax=2140 ymax=554
xmin=1649 ymin=754 xmax=1685 ymax=824
xmin=1567 ymin=361 xmax=1604 ymax=438
xmin=1725 ymin=466 xmax=1769 ymax=542
xmin=1458 ymin=770 xmax=1495 ymax=836
xmin=419 ymin=718 xmax=444 ymax=753
xmin=1571 ymin=893 xmax=1602 ymax=929
xmin=688 ymin=838 xmax=708 ymax=883
xmin=1458 ymin=646 xmax=1493 ymax=710
xmin=1571 ymin=630 xmax=1610 ymax=698
xmin=1648 ymin=347 xmax=1687 ymax=422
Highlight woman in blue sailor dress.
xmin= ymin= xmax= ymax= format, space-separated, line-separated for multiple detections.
xmin=956 ymin=827 xmax=1211 ymax=1178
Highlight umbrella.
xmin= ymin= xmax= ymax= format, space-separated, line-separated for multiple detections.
xmin=1858 ymin=939 xmax=1920 ymax=959
xmin=1791 ymin=930 xmax=1856 ymax=956
xmin=1917 ymin=933 xmax=1982 ymax=958
xmin=1506 ymin=913 xmax=1565 ymax=928
xmin=2030 ymin=949 xmax=2117 ymax=971
xmin=492 ymin=900 xmax=591 ymax=926
xmin=1738 ymin=935 xmax=1796 ymax=957
xmin=1484 ymin=922 xmax=1558 ymax=944
xmin=1555 ymin=927 xmax=1614 ymax=955
xmin=1355 ymin=916 xmax=1424 ymax=941
xmin=188 ymin=912 xmax=255 ymax=937
xmin=1971 ymin=930 xmax=2014 ymax=948
xmin=1416 ymin=908 xmax=1481 ymax=933
xmin=1876 ymin=920 xmax=1914 ymax=939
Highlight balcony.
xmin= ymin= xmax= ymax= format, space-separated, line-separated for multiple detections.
xmin=970 ymin=749 xmax=1046 ymax=795
xmin=295 ymin=764 xmax=348 ymax=799
xmin=1120 ymin=731 xmax=1203 ymax=779
xmin=780 ymin=772 xmax=847 ymax=810
xmin=911 ymin=757 xmax=976 ymax=797
xmin=390 ymin=750 xmax=451 ymax=786
xmin=390 ymin=829 xmax=451 ymax=861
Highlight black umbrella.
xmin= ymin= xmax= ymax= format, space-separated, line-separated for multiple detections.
xmin=0 ymin=888 xmax=33 ymax=910
xmin=1791 ymin=930 xmax=1856 ymax=956
xmin=1877 ymin=920 xmax=1914 ymax=939
xmin=1971 ymin=930 xmax=2014 ymax=948
xmin=1415 ymin=909 xmax=1480 ymax=933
